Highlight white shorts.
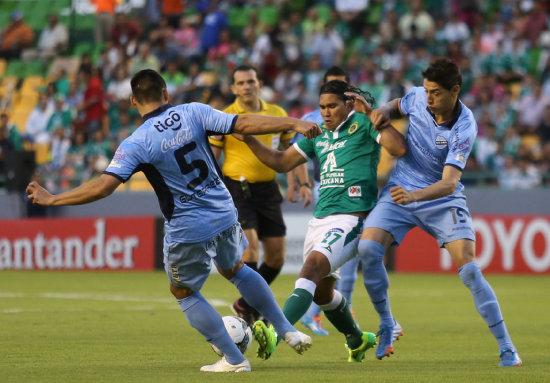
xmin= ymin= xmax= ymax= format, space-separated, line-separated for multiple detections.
xmin=303 ymin=214 xmax=364 ymax=278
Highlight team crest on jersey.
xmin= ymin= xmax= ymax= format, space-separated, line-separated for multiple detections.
xmin=348 ymin=122 xmax=358 ymax=134
xmin=348 ymin=186 xmax=362 ymax=197
xmin=435 ymin=135 xmax=448 ymax=149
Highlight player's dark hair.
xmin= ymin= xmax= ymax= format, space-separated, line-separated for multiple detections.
xmin=231 ymin=65 xmax=260 ymax=83
xmin=323 ymin=66 xmax=350 ymax=83
xmin=131 ymin=69 xmax=166 ymax=104
xmin=320 ymin=80 xmax=376 ymax=107
xmin=421 ymin=58 xmax=462 ymax=90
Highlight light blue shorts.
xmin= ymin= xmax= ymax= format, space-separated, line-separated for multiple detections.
xmin=363 ymin=187 xmax=476 ymax=248
xmin=163 ymin=222 xmax=248 ymax=291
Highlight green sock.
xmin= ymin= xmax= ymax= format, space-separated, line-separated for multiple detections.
xmin=277 ymin=288 xmax=313 ymax=343
xmin=324 ymin=297 xmax=363 ymax=349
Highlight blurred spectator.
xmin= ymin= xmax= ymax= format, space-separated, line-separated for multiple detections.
xmin=162 ymin=62 xmax=186 ymax=104
xmin=334 ymin=0 xmax=368 ymax=32
xmin=475 ymin=124 xmax=499 ymax=171
xmin=173 ymin=16 xmax=202 ymax=59
xmin=0 ymin=114 xmax=18 ymax=176
xmin=24 ymin=94 xmax=53 ymax=145
xmin=522 ymin=1 xmax=548 ymax=44
xmin=0 ymin=112 xmax=22 ymax=151
xmin=443 ymin=13 xmax=470 ymax=43
xmin=198 ymin=0 xmax=228 ymax=54
xmin=22 ymin=14 xmax=68 ymax=61
xmin=49 ymin=127 xmax=71 ymax=170
xmin=0 ymin=11 xmax=34 ymax=59
xmin=46 ymin=94 xmax=73 ymax=137
xmin=162 ymin=0 xmax=185 ymax=28
xmin=130 ymin=42 xmax=161 ymax=74
xmin=499 ymin=155 xmax=542 ymax=189
xmin=310 ymin=24 xmax=344 ymax=69
xmin=273 ymin=63 xmax=303 ymax=107
xmin=398 ymin=0 xmax=434 ymax=40
xmin=517 ymin=83 xmax=550 ymax=133
xmin=92 ymin=0 xmax=117 ymax=46
xmin=110 ymin=13 xmax=143 ymax=56
xmin=79 ymin=68 xmax=106 ymax=139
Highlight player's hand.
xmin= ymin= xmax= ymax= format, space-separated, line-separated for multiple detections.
xmin=26 ymin=181 xmax=54 ymax=206
xmin=296 ymin=185 xmax=313 ymax=207
xmin=390 ymin=185 xmax=415 ymax=205
xmin=368 ymin=109 xmax=392 ymax=131
xmin=345 ymin=92 xmax=372 ymax=115
xmin=231 ymin=132 xmax=245 ymax=141
xmin=294 ymin=120 xmax=321 ymax=139
xmin=286 ymin=183 xmax=298 ymax=202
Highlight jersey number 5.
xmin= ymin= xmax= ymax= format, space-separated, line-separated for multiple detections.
xmin=174 ymin=142 xmax=209 ymax=190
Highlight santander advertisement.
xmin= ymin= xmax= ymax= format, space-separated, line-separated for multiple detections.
xmin=0 ymin=217 xmax=156 ymax=270
xmin=396 ymin=215 xmax=550 ymax=274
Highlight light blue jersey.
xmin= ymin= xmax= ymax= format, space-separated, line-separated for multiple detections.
xmin=365 ymin=87 xmax=477 ymax=247
xmin=104 ymin=103 xmax=238 ymax=243
xmin=388 ymin=86 xmax=477 ymax=196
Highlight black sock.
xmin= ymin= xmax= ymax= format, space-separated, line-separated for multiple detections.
xmin=245 ymin=261 xmax=258 ymax=272
xmin=258 ymin=263 xmax=281 ymax=285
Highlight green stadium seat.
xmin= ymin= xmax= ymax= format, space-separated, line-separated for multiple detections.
xmin=24 ymin=60 xmax=45 ymax=77
xmin=73 ymin=42 xmax=94 ymax=57
xmin=4 ymin=60 xmax=25 ymax=78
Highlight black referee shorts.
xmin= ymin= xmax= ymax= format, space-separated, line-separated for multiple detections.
xmin=223 ymin=176 xmax=286 ymax=238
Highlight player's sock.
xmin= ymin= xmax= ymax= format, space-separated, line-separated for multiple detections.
xmin=283 ymin=278 xmax=317 ymax=325
xmin=258 ymin=262 xmax=281 ymax=285
xmin=245 ymin=261 xmax=258 ymax=271
xmin=230 ymin=265 xmax=294 ymax=337
xmin=177 ymin=292 xmax=244 ymax=365
xmin=357 ymin=239 xmax=394 ymax=327
xmin=335 ymin=256 xmax=360 ymax=305
xmin=321 ymin=290 xmax=363 ymax=349
xmin=459 ymin=262 xmax=515 ymax=351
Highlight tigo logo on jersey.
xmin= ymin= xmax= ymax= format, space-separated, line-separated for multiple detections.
xmin=435 ymin=135 xmax=448 ymax=149
xmin=348 ymin=186 xmax=362 ymax=197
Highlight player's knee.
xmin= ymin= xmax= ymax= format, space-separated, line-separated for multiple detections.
xmin=170 ymin=284 xmax=194 ymax=300
xmin=458 ymin=261 xmax=482 ymax=289
xmin=357 ymin=239 xmax=385 ymax=267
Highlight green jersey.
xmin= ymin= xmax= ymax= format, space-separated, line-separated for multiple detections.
xmin=295 ymin=112 xmax=380 ymax=218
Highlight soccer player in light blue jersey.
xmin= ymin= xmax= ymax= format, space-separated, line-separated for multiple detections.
xmin=26 ymin=69 xmax=322 ymax=372
xmin=358 ymin=58 xmax=521 ymax=366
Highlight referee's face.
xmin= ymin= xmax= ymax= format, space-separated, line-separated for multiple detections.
xmin=231 ymin=70 xmax=261 ymax=105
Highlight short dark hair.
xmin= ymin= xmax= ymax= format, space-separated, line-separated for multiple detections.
xmin=320 ymin=80 xmax=375 ymax=107
xmin=323 ymin=66 xmax=350 ymax=83
xmin=421 ymin=58 xmax=462 ymax=90
xmin=231 ymin=65 xmax=260 ymax=83
xmin=131 ymin=69 xmax=166 ymax=104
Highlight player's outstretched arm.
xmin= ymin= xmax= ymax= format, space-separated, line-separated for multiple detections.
xmin=390 ymin=165 xmax=461 ymax=205
xmin=26 ymin=174 xmax=122 ymax=207
xmin=234 ymin=115 xmax=321 ymax=139
xmin=234 ymin=134 xmax=307 ymax=173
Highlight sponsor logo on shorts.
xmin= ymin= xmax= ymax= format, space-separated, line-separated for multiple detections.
xmin=435 ymin=135 xmax=448 ymax=149
xmin=348 ymin=186 xmax=362 ymax=197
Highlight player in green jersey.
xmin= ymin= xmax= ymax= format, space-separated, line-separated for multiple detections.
xmin=237 ymin=80 xmax=407 ymax=362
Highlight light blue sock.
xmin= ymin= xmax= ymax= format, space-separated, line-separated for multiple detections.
xmin=357 ymin=239 xmax=394 ymax=327
xmin=230 ymin=265 xmax=294 ymax=336
xmin=178 ymin=292 xmax=245 ymax=365
xmin=459 ymin=262 xmax=514 ymax=351
xmin=335 ymin=256 xmax=360 ymax=307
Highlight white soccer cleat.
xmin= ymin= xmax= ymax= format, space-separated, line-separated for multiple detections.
xmin=284 ymin=330 xmax=312 ymax=354
xmin=200 ymin=356 xmax=251 ymax=372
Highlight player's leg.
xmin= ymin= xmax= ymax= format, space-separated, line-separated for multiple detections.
xmin=300 ymin=302 xmax=329 ymax=335
xmin=334 ymin=255 xmax=360 ymax=310
xmin=163 ymin=239 xmax=248 ymax=371
xmin=445 ymin=239 xmax=522 ymax=367
xmin=214 ymin=223 xmax=311 ymax=359
xmin=231 ymin=228 xmax=262 ymax=325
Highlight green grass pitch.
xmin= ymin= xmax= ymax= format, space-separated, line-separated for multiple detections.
xmin=1 ymin=271 xmax=548 ymax=383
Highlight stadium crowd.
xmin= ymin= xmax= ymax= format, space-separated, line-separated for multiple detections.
xmin=1 ymin=0 xmax=550 ymax=193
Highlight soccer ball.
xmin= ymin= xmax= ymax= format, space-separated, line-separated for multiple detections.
xmin=210 ymin=316 xmax=253 ymax=356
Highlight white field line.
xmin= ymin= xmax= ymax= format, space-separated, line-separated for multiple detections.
xmin=0 ymin=292 xmax=230 ymax=313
